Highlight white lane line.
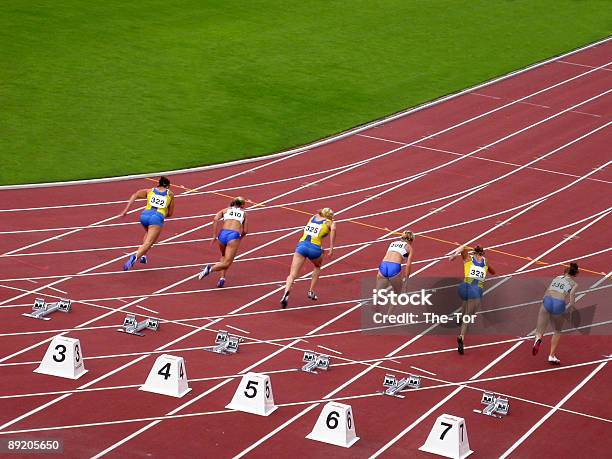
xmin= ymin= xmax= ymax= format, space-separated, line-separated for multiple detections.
xmin=316 ymin=345 xmax=343 ymax=355
xmin=571 ymin=110 xmax=602 ymax=118
xmin=499 ymin=361 xmax=608 ymax=459
xmin=471 ymin=92 xmax=501 ymax=99
xmin=2 ymin=35 xmax=608 ymax=193
xmin=135 ymin=306 xmax=159 ymax=315
xmin=43 ymin=286 xmax=68 ymax=295
xmin=410 ymin=366 xmax=437 ymax=376
xmin=226 ymin=325 xmax=250 ymax=335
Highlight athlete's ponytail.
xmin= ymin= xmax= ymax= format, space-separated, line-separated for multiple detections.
xmin=401 ymin=230 xmax=415 ymax=242
xmin=158 ymin=176 xmax=171 ymax=188
xmin=566 ymin=262 xmax=579 ymax=276
xmin=230 ymin=196 xmax=246 ymax=208
xmin=318 ymin=208 xmax=334 ymax=220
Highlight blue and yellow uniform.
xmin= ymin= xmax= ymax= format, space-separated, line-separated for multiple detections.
xmin=458 ymin=256 xmax=488 ymax=300
xmin=140 ymin=188 xmax=171 ymax=228
xmin=296 ymin=216 xmax=331 ymax=260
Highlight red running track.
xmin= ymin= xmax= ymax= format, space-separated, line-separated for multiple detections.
xmin=0 ymin=39 xmax=611 ymax=458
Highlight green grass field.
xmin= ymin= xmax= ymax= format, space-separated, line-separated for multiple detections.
xmin=1 ymin=1 xmax=609 ymax=185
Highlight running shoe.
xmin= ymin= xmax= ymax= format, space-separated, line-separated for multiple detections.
xmin=457 ymin=336 xmax=464 ymax=355
xmin=307 ymin=290 xmax=318 ymax=301
xmin=217 ymin=278 xmax=226 ymax=288
xmin=123 ymin=254 xmax=137 ymax=271
xmin=198 ymin=264 xmax=212 ymax=280
xmin=280 ymin=291 xmax=290 ymax=309
xmin=548 ymin=355 xmax=561 ymax=365
xmin=140 ymin=256 xmax=147 ymax=264
xmin=532 ymin=338 xmax=542 ymax=356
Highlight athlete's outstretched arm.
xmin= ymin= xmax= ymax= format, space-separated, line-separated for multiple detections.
xmin=449 ymin=245 xmax=469 ymax=262
xmin=119 ymin=189 xmax=148 ymax=217
xmin=405 ymin=246 xmax=414 ymax=278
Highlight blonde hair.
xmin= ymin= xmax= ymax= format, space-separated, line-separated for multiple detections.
xmin=230 ymin=196 xmax=246 ymax=208
xmin=318 ymin=208 xmax=334 ymax=220
xmin=401 ymin=230 xmax=414 ymax=242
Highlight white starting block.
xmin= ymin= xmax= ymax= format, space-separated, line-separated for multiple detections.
xmin=382 ymin=373 xmax=421 ymax=397
xmin=300 ymin=351 xmax=330 ymax=374
xmin=478 ymin=392 xmax=509 ymax=418
xmin=34 ymin=335 xmax=87 ymax=379
xmin=226 ymin=372 xmax=277 ymax=416
xmin=204 ymin=330 xmax=243 ymax=355
xmin=23 ymin=298 xmax=71 ymax=321
xmin=306 ymin=402 xmax=359 ymax=448
xmin=117 ymin=314 xmax=160 ymax=337
xmin=419 ymin=414 xmax=473 ymax=459
xmin=140 ymin=354 xmax=191 ymax=398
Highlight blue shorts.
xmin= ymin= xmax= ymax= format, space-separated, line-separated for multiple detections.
xmin=458 ymin=282 xmax=483 ymax=301
xmin=140 ymin=210 xmax=165 ymax=228
xmin=296 ymin=241 xmax=323 ymax=260
xmin=543 ymin=296 xmax=566 ymax=315
xmin=217 ymin=229 xmax=241 ymax=246
xmin=378 ymin=261 xmax=402 ymax=279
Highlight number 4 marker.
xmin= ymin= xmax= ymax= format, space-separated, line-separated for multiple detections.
xmin=140 ymin=354 xmax=191 ymax=398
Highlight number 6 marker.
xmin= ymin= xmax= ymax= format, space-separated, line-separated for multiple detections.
xmin=306 ymin=402 xmax=359 ymax=448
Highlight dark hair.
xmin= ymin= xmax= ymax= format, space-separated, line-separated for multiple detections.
xmin=473 ymin=245 xmax=485 ymax=255
xmin=158 ymin=176 xmax=171 ymax=188
xmin=566 ymin=262 xmax=579 ymax=276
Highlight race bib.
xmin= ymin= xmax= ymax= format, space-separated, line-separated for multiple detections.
xmin=304 ymin=223 xmax=323 ymax=238
xmin=469 ymin=265 xmax=486 ymax=281
xmin=225 ymin=208 xmax=245 ymax=222
xmin=389 ymin=241 xmax=407 ymax=256
xmin=148 ymin=193 xmax=168 ymax=209
xmin=550 ymin=277 xmax=571 ymax=294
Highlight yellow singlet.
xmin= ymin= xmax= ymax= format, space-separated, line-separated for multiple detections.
xmin=144 ymin=188 xmax=171 ymax=217
xmin=463 ymin=256 xmax=488 ymax=289
xmin=299 ymin=216 xmax=330 ymax=247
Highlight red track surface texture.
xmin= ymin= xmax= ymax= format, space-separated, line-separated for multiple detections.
xmin=1 ymin=40 xmax=611 ymax=458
